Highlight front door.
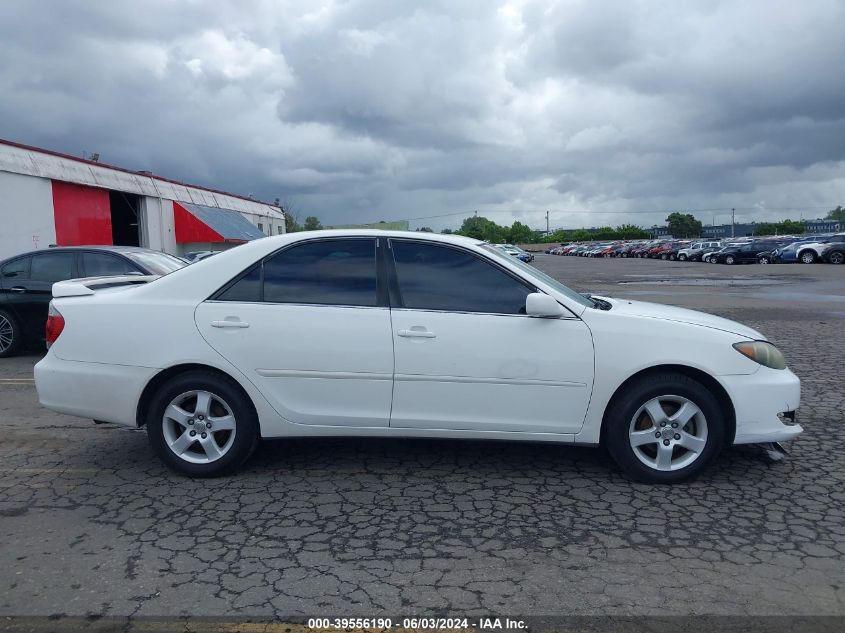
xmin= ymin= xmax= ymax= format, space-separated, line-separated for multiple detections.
xmin=386 ymin=239 xmax=594 ymax=434
xmin=1 ymin=252 xmax=77 ymax=343
xmin=195 ymin=238 xmax=394 ymax=427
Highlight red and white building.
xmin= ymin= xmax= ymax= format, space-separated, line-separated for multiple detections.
xmin=0 ymin=139 xmax=285 ymax=261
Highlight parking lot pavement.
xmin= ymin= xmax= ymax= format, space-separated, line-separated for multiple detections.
xmin=1 ymin=258 xmax=843 ymax=619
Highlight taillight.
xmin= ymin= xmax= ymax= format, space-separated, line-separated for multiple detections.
xmin=45 ymin=302 xmax=65 ymax=349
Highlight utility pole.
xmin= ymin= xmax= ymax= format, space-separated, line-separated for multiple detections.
xmin=731 ymin=208 xmax=735 ymax=238
xmin=546 ymin=210 xmax=550 ymax=234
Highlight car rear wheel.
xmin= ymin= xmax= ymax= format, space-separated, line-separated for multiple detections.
xmin=605 ymin=373 xmax=725 ymax=483
xmin=725 ymin=255 xmax=735 ymax=265
xmin=829 ymin=251 xmax=844 ymax=265
xmin=799 ymin=250 xmax=816 ymax=264
xmin=146 ymin=371 xmax=259 ymax=477
xmin=759 ymin=255 xmax=771 ymax=264
xmin=0 ymin=310 xmax=21 ymax=358
xmin=678 ymin=254 xmax=687 ymax=261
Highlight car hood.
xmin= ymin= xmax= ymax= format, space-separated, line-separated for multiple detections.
xmin=596 ymin=297 xmax=765 ymax=339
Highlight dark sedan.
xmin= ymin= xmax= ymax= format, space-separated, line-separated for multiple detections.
xmin=0 ymin=245 xmax=185 ymax=357
xmin=712 ymin=241 xmax=784 ymax=264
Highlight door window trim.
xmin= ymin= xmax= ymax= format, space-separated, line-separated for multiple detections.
xmin=209 ymin=236 xmax=387 ymax=308
xmin=385 ymin=237 xmax=541 ymax=317
xmin=1 ymin=255 xmax=31 ymax=281
xmin=79 ymin=251 xmax=143 ymax=277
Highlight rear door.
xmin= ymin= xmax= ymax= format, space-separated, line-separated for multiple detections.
xmin=387 ymin=239 xmax=594 ymax=434
xmin=195 ymin=237 xmax=394 ymax=427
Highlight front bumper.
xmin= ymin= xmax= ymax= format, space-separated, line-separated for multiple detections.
xmin=719 ymin=367 xmax=803 ymax=444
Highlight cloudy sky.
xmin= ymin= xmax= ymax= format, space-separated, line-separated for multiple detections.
xmin=1 ymin=0 xmax=843 ymax=231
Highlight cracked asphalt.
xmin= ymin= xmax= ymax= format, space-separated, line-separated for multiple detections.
xmin=1 ymin=256 xmax=843 ymax=619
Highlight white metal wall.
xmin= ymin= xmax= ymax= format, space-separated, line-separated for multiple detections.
xmin=0 ymin=171 xmax=56 ymax=260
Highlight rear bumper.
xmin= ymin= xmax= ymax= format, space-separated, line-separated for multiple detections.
xmin=719 ymin=367 xmax=803 ymax=444
xmin=34 ymin=353 xmax=154 ymax=426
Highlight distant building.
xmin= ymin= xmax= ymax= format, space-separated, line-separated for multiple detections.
xmin=0 ymin=139 xmax=285 ymax=260
xmin=701 ymin=223 xmax=758 ymax=238
xmin=805 ymin=219 xmax=842 ymax=233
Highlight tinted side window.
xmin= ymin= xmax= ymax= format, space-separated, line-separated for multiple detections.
xmin=29 ymin=253 xmax=75 ymax=282
xmin=263 ymin=239 xmax=377 ymax=306
xmin=2 ymin=257 xmax=30 ymax=280
xmin=81 ymin=253 xmax=139 ymax=277
xmin=391 ymin=241 xmax=531 ymax=314
xmin=216 ymin=264 xmax=261 ymax=302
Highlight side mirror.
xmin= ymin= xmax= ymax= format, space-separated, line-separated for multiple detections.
xmin=526 ymin=293 xmax=565 ymax=318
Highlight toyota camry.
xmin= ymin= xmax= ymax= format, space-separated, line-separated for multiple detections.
xmin=34 ymin=230 xmax=802 ymax=482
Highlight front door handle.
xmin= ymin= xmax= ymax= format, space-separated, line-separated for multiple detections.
xmin=211 ymin=319 xmax=250 ymax=329
xmin=398 ymin=328 xmax=436 ymax=339
xmin=10 ymin=286 xmax=26 ymax=294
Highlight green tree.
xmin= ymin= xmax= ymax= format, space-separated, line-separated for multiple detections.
xmin=440 ymin=228 xmax=453 ymax=234
xmin=569 ymin=229 xmax=591 ymax=242
xmin=415 ymin=227 xmax=434 ymax=232
xmin=666 ymin=212 xmax=702 ymax=238
xmin=506 ymin=221 xmax=535 ymax=244
xmin=456 ymin=216 xmax=506 ymax=243
xmin=780 ymin=220 xmax=806 ymax=234
xmin=825 ymin=206 xmax=845 ymax=221
xmin=303 ymin=216 xmax=323 ymax=231
xmin=283 ymin=212 xmax=302 ymax=232
xmin=615 ymin=224 xmax=650 ymax=239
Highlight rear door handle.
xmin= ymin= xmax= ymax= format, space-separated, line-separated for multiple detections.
xmin=10 ymin=286 xmax=26 ymax=294
xmin=211 ymin=319 xmax=250 ymax=329
xmin=398 ymin=328 xmax=436 ymax=339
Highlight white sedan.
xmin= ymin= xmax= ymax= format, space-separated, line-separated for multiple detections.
xmin=34 ymin=230 xmax=802 ymax=482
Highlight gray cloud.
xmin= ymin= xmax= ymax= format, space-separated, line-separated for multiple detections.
xmin=1 ymin=0 xmax=843 ymax=230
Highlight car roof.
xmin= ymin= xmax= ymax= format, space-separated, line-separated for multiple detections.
xmin=0 ymin=245 xmax=185 ymax=266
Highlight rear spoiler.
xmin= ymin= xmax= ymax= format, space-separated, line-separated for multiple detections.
xmin=52 ymin=275 xmax=160 ymax=298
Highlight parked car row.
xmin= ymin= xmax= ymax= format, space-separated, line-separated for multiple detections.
xmin=544 ymin=234 xmax=845 ymax=265
xmin=493 ymin=243 xmax=534 ymax=262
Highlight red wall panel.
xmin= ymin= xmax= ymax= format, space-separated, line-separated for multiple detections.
xmin=51 ymin=181 xmax=112 ymax=245
xmin=173 ymin=202 xmax=225 ymax=243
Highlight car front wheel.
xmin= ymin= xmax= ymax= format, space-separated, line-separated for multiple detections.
xmin=799 ymin=250 xmax=816 ymax=264
xmin=147 ymin=371 xmax=260 ymax=477
xmin=829 ymin=251 xmax=844 ymax=265
xmin=605 ymin=373 xmax=724 ymax=483
xmin=0 ymin=310 xmax=21 ymax=358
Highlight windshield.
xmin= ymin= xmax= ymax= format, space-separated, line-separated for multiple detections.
xmin=126 ymin=251 xmax=187 ymax=275
xmin=481 ymin=244 xmax=593 ymax=308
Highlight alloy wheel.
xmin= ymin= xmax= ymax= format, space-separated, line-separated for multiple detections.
xmin=628 ymin=395 xmax=709 ymax=472
xmin=801 ymin=251 xmax=815 ymax=264
xmin=0 ymin=315 xmax=13 ymax=354
xmin=161 ymin=390 xmax=237 ymax=464
xmin=830 ymin=252 xmax=844 ymax=265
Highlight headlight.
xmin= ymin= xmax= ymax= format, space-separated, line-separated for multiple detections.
xmin=733 ymin=341 xmax=787 ymax=370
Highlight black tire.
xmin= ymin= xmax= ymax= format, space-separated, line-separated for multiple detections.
xmin=725 ymin=255 xmax=735 ymax=265
xmin=0 ymin=309 xmax=21 ymax=358
xmin=759 ymin=256 xmax=770 ymax=264
xmin=828 ymin=250 xmax=844 ymax=265
xmin=604 ymin=372 xmax=725 ymax=483
xmin=678 ymin=254 xmax=687 ymax=261
xmin=669 ymin=253 xmax=677 ymax=261
xmin=799 ymin=250 xmax=816 ymax=264
xmin=146 ymin=371 xmax=260 ymax=477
